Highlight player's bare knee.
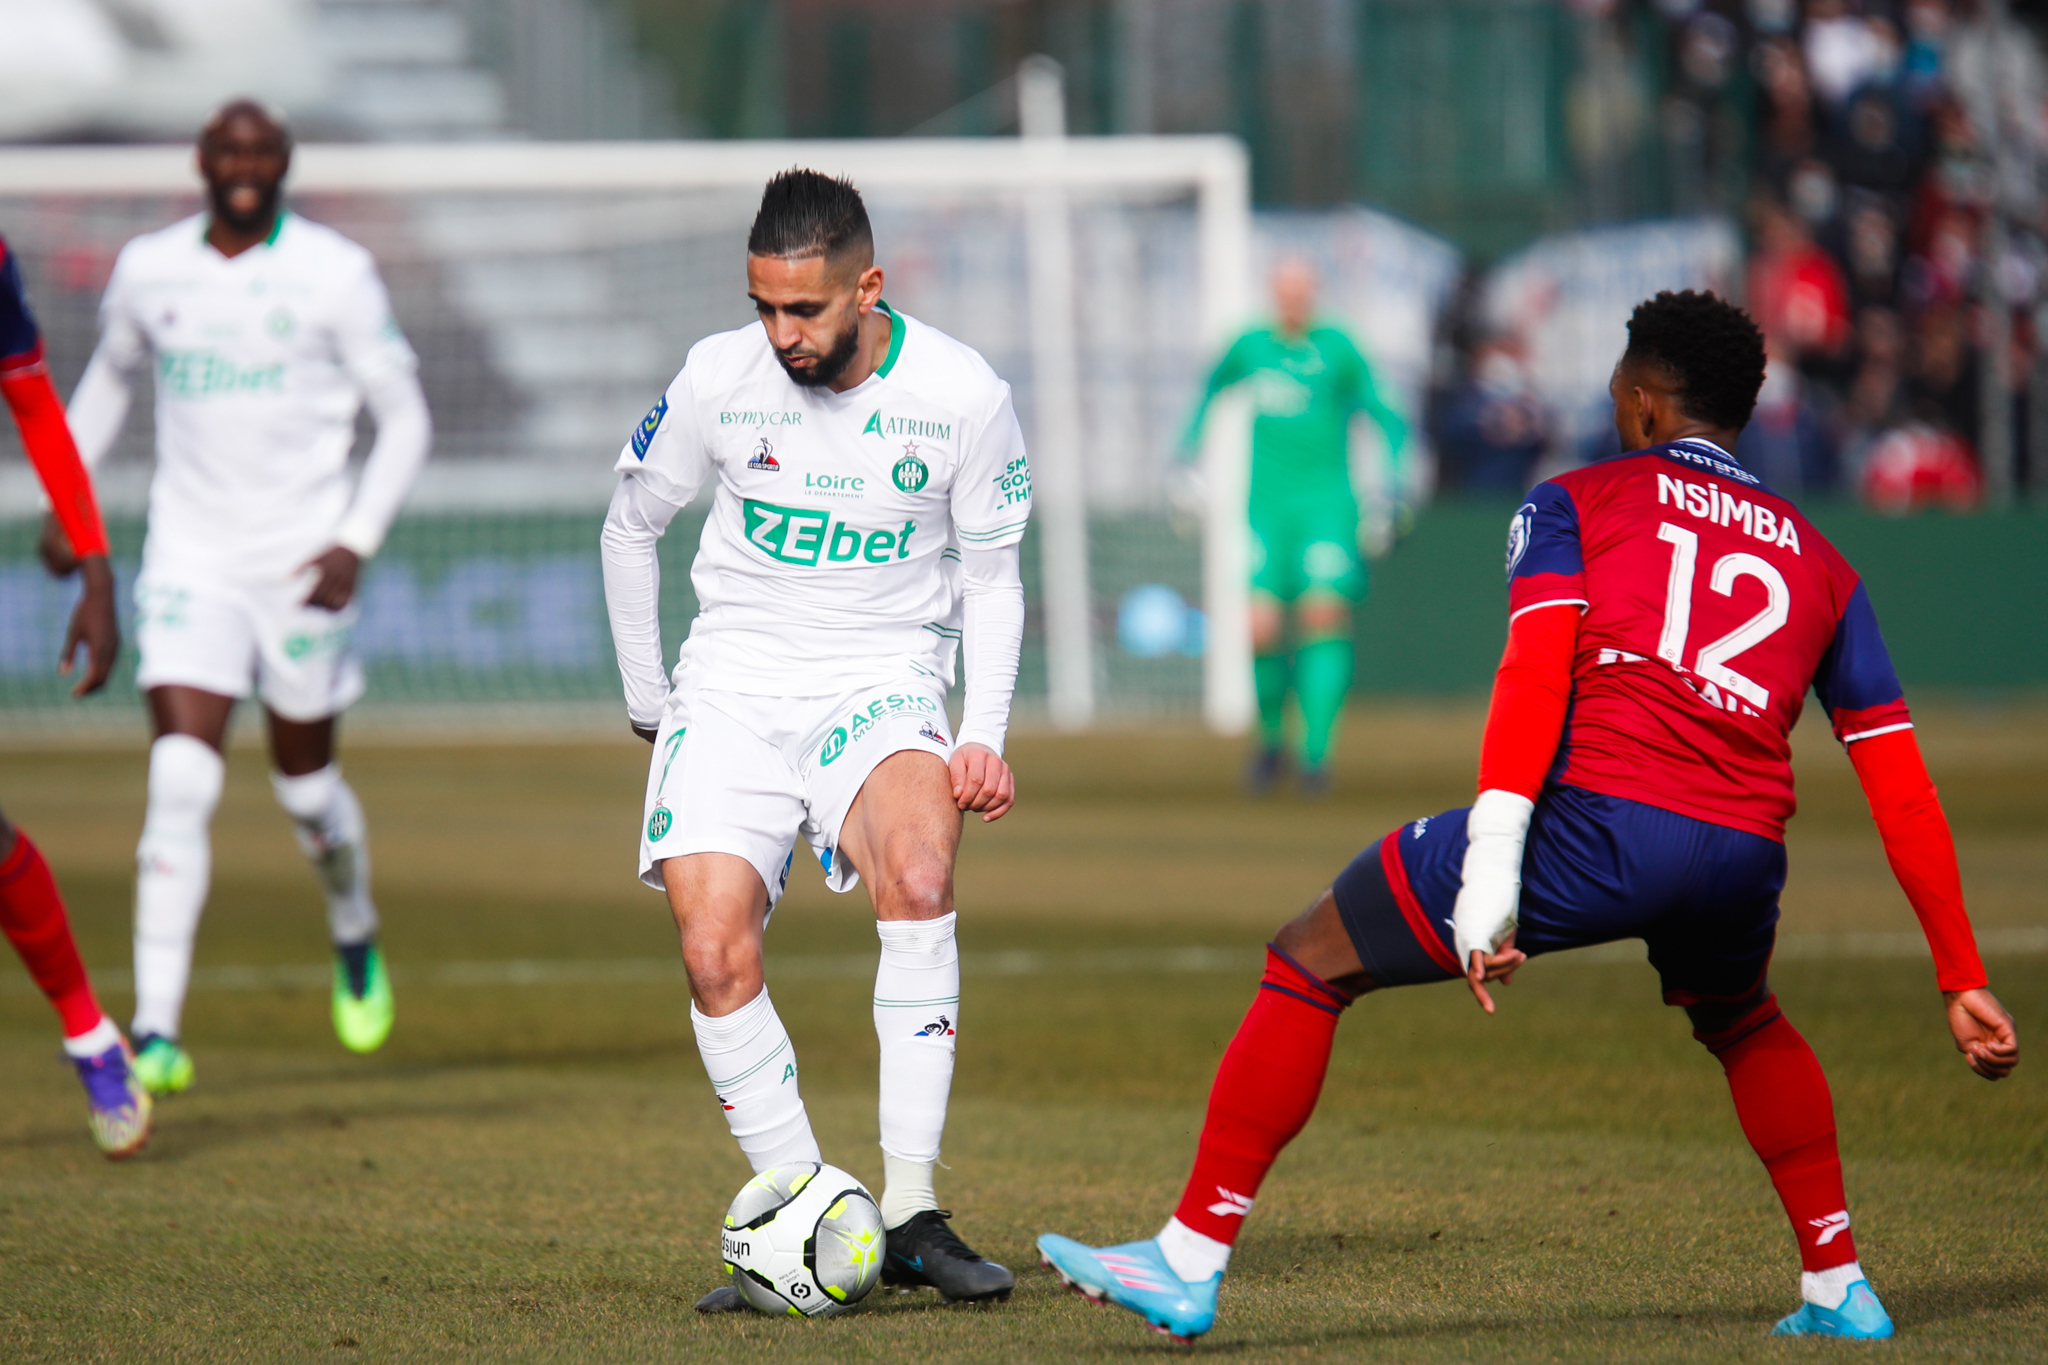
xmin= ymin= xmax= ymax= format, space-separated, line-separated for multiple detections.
xmin=682 ymin=934 xmax=765 ymax=1011
xmin=1272 ymin=889 xmax=1368 ymax=990
xmin=874 ymin=857 xmax=952 ymax=921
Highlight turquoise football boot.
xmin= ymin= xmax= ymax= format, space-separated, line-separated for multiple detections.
xmin=1037 ymin=1233 xmax=1219 ymax=1343
xmin=1772 ymin=1279 xmax=1895 ymax=1339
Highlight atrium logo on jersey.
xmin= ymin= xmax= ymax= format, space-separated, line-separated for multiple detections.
xmin=742 ymin=500 xmax=917 ymax=567
xmin=631 ymin=394 xmax=668 ymax=460
xmin=862 ymin=409 xmax=953 ymax=441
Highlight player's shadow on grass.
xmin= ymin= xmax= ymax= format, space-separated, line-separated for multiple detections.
xmin=139 ymin=1095 xmax=542 ymax=1162
xmin=1891 ymin=1271 xmax=2048 ymax=1325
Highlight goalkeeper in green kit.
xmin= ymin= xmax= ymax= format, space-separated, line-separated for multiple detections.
xmin=1180 ymin=259 xmax=1408 ymax=793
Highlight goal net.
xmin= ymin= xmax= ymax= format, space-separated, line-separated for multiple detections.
xmin=0 ymin=136 xmax=1450 ymax=738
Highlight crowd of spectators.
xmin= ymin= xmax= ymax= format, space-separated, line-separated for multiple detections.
xmin=1432 ymin=0 xmax=2048 ymax=510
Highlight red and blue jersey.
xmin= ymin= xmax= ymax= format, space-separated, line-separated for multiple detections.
xmin=1 ymin=235 xmax=48 ymax=378
xmin=1508 ymin=437 xmax=1909 ymax=840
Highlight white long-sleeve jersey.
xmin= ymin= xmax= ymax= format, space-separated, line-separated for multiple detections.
xmin=601 ymin=304 xmax=1032 ymax=753
xmin=67 ymin=211 xmax=429 ymax=578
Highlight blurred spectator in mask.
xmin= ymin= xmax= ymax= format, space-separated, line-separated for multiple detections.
xmin=1842 ymin=195 xmax=1904 ymax=309
xmin=1908 ymin=301 xmax=1978 ymax=437
xmin=1830 ymin=82 xmax=1923 ymax=200
xmin=1804 ymin=0 xmax=1900 ymax=107
xmin=1902 ymin=202 xmax=1978 ymax=313
xmin=1843 ymin=305 xmax=1911 ymax=449
xmin=1749 ymin=195 xmax=1854 ymax=364
xmin=1755 ymin=37 xmax=1821 ymax=191
xmin=1433 ymin=336 xmax=1548 ymax=495
xmin=1738 ymin=338 xmax=1838 ymax=493
xmin=1901 ymin=0 xmax=1952 ymax=106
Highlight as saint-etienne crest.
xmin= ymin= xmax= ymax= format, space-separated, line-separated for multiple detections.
xmin=892 ymin=441 xmax=929 ymax=494
xmin=647 ymin=803 xmax=672 ymax=841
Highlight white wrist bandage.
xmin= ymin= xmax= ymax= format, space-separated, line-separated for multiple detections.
xmin=1452 ymin=789 xmax=1535 ymax=967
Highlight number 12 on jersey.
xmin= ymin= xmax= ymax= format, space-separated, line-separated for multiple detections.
xmin=1655 ymin=522 xmax=1790 ymax=712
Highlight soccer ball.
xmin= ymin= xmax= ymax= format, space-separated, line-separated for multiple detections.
xmin=721 ymin=1163 xmax=884 ymax=1317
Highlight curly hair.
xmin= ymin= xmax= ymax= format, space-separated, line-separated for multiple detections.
xmin=1621 ymin=289 xmax=1768 ymax=432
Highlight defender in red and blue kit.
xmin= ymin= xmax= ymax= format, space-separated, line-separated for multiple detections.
xmin=1037 ymin=291 xmax=2017 ymax=1345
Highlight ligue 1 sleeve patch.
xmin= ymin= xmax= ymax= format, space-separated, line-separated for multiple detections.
xmin=1505 ymin=502 xmax=1535 ymax=579
xmin=631 ymin=394 xmax=669 ymax=461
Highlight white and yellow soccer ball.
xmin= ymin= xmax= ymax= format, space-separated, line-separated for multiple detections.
xmin=721 ymin=1163 xmax=884 ymax=1317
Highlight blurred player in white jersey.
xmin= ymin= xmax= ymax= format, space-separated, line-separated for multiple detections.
xmin=602 ymin=171 xmax=1030 ymax=1309
xmin=54 ymin=101 xmax=432 ymax=1095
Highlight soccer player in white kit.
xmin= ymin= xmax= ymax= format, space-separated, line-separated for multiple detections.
xmin=601 ymin=172 xmax=1030 ymax=1308
xmin=55 ymin=101 xmax=432 ymax=1096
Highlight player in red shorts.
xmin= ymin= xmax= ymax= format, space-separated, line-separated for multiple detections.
xmin=1038 ymin=290 xmax=2017 ymax=1342
xmin=1 ymin=233 xmax=149 ymax=1157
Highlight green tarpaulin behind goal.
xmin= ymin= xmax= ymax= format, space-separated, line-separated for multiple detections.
xmin=0 ymin=507 xmax=2040 ymax=730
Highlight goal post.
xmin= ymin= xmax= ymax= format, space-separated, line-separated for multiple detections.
xmin=0 ymin=135 xmax=1253 ymax=735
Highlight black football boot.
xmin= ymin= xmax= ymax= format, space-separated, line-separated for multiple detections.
xmin=881 ymin=1210 xmax=1014 ymax=1303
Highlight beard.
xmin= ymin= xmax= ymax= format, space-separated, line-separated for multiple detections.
xmin=773 ymin=315 xmax=862 ymax=389
xmin=209 ymin=181 xmax=282 ymax=236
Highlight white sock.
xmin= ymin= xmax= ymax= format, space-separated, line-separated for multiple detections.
xmin=692 ymin=987 xmax=820 ymax=1173
xmin=1157 ymin=1216 xmax=1232 ymax=1283
xmin=873 ymin=913 xmax=958 ymax=1226
xmin=132 ymin=734 xmax=224 ymax=1041
xmin=62 ymin=1016 xmax=121 ymax=1058
xmin=271 ymin=765 xmax=378 ymax=946
xmin=1803 ymin=1260 xmax=1866 ymax=1307
xmin=880 ymin=1152 xmax=938 ymax=1232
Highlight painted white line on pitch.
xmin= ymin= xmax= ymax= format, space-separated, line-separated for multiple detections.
xmin=5 ymin=930 xmax=2043 ymax=997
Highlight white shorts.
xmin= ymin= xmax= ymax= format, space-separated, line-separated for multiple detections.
xmin=637 ymin=675 xmax=956 ymax=908
xmin=134 ymin=568 xmax=364 ymax=722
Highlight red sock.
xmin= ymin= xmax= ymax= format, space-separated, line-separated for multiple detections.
xmin=1171 ymin=946 xmax=1351 ymax=1244
xmin=0 ymin=833 xmax=105 ymax=1038
xmin=1701 ymin=998 xmax=1858 ymax=1271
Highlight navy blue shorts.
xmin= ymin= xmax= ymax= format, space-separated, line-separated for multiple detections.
xmin=1331 ymin=784 xmax=1784 ymax=1006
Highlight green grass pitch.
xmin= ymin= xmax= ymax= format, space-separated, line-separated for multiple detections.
xmin=3 ymin=703 xmax=2044 ymax=1362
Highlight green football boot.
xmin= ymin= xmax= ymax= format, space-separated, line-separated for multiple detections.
xmin=332 ymin=940 xmax=394 ymax=1054
xmin=130 ymin=1033 xmax=195 ymax=1096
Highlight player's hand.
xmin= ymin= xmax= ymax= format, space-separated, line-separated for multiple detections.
xmin=950 ymin=742 xmax=1014 ymax=822
xmin=1944 ymin=987 xmax=2018 ymax=1080
xmin=1464 ymin=934 xmax=1527 ymax=1016
xmin=303 ymin=546 xmax=362 ymax=610
xmin=37 ymin=513 xmax=79 ymax=577
xmin=631 ymin=722 xmax=658 ymax=744
xmin=60 ymin=554 xmax=120 ymax=697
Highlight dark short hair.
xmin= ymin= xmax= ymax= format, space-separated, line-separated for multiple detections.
xmin=1621 ymin=289 xmax=1767 ymax=431
xmin=201 ymin=97 xmax=293 ymax=150
xmin=748 ymin=169 xmax=873 ymax=263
